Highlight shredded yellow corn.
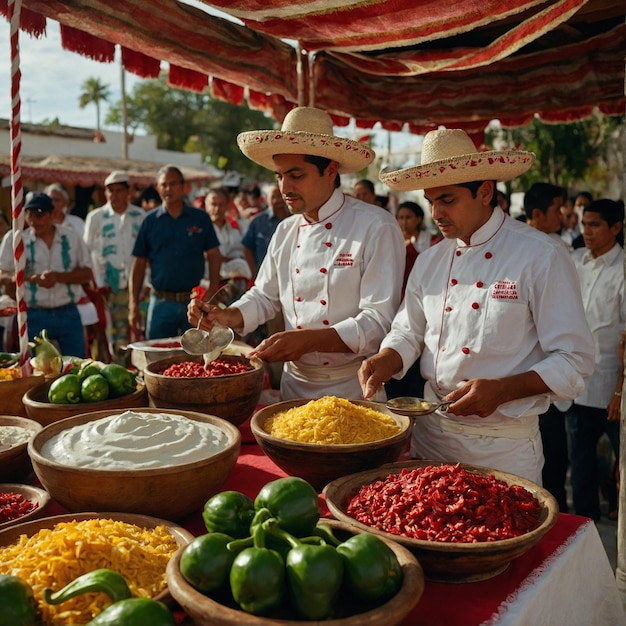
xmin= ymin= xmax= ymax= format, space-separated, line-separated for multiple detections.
xmin=0 ymin=367 xmax=21 ymax=381
xmin=0 ymin=518 xmax=179 ymax=625
xmin=265 ymin=395 xmax=401 ymax=445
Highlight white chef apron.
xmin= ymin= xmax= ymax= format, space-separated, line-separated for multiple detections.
xmin=280 ymin=361 xmax=386 ymax=403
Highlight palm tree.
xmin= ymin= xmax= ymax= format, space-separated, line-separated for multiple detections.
xmin=78 ymin=77 xmax=111 ymax=133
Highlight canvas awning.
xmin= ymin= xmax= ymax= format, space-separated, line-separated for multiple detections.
xmin=0 ymin=0 xmax=623 ymax=140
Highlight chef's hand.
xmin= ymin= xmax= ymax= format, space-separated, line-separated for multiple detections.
xmin=607 ymin=393 xmax=622 ymax=422
xmin=443 ymin=378 xmax=512 ymax=417
xmin=187 ymin=299 xmax=243 ymax=332
xmin=248 ymin=330 xmax=315 ymax=362
xmin=358 ymin=349 xmax=403 ymax=399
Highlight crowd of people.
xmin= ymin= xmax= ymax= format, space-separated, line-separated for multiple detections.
xmin=0 ymin=106 xmax=622 ymax=524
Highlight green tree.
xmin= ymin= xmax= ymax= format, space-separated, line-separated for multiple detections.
xmin=78 ymin=77 xmax=111 ymax=134
xmin=106 ymin=74 xmax=274 ymax=179
xmin=486 ymin=112 xmax=624 ymax=197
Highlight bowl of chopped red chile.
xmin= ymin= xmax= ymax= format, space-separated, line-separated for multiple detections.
xmin=0 ymin=484 xmax=50 ymax=528
xmin=143 ymin=354 xmax=264 ymax=426
xmin=324 ymin=460 xmax=559 ymax=583
xmin=0 ymin=415 xmax=42 ymax=481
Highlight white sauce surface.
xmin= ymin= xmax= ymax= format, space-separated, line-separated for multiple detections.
xmin=0 ymin=425 xmax=33 ymax=452
xmin=40 ymin=410 xmax=230 ymax=469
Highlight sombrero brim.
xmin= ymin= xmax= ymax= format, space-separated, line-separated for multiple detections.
xmin=237 ymin=130 xmax=375 ymax=174
xmin=380 ymin=150 xmax=535 ymax=191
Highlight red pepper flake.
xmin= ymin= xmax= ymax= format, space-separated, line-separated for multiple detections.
xmin=0 ymin=492 xmax=38 ymax=524
xmin=345 ymin=464 xmax=542 ymax=543
xmin=161 ymin=359 xmax=253 ymax=378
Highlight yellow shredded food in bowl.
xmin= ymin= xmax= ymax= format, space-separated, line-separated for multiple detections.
xmin=264 ymin=396 xmax=401 ymax=445
xmin=0 ymin=518 xmax=179 ymax=625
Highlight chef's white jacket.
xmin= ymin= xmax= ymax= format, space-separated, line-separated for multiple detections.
xmin=235 ymin=189 xmax=405 ymax=400
xmin=381 ymin=207 xmax=595 ymax=482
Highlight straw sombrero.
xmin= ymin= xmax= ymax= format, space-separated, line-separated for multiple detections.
xmin=380 ymin=129 xmax=535 ymax=191
xmin=237 ymin=107 xmax=375 ymax=174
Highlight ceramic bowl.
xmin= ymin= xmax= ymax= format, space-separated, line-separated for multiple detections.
xmin=0 ymin=483 xmax=50 ymax=528
xmin=0 ymin=415 xmax=42 ymax=481
xmin=250 ymin=399 xmax=411 ymax=491
xmin=166 ymin=519 xmax=424 ymax=626
xmin=22 ymin=380 xmax=149 ymax=426
xmin=0 ymin=374 xmax=45 ymax=417
xmin=324 ymin=460 xmax=559 ymax=583
xmin=28 ymin=408 xmax=241 ymax=520
xmin=143 ymin=354 xmax=264 ymax=426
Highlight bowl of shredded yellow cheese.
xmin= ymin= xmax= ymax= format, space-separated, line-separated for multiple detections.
xmin=0 ymin=512 xmax=193 ymax=625
xmin=250 ymin=396 xmax=411 ymax=490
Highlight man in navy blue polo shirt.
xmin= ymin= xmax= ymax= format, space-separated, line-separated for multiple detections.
xmin=129 ymin=165 xmax=221 ymax=339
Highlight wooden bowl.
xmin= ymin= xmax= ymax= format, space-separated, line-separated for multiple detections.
xmin=166 ymin=519 xmax=424 ymax=626
xmin=0 ymin=483 xmax=50 ymax=528
xmin=0 ymin=512 xmax=194 ymax=610
xmin=0 ymin=415 xmax=42 ymax=481
xmin=143 ymin=354 xmax=264 ymax=426
xmin=127 ymin=336 xmax=186 ymax=371
xmin=22 ymin=380 xmax=149 ymax=426
xmin=324 ymin=460 xmax=559 ymax=583
xmin=250 ymin=399 xmax=411 ymax=491
xmin=0 ymin=374 xmax=45 ymax=417
xmin=28 ymin=408 xmax=241 ymax=520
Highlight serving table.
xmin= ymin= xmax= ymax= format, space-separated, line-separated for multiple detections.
xmin=35 ymin=417 xmax=626 ymax=626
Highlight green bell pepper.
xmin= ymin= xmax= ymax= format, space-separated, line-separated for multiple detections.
xmin=254 ymin=476 xmax=320 ymax=537
xmin=336 ymin=533 xmax=403 ymax=603
xmin=81 ymin=374 xmax=110 ymax=402
xmin=48 ymin=373 xmax=82 ymax=404
xmin=202 ymin=490 xmax=255 ymax=538
xmin=179 ymin=532 xmax=236 ymax=594
xmin=43 ymin=568 xmax=131 ymax=605
xmin=0 ymin=575 xmax=38 ymax=626
xmin=77 ymin=362 xmax=101 ymax=382
xmin=85 ymin=598 xmax=175 ymax=626
xmin=100 ymin=363 xmax=136 ymax=397
xmin=229 ymin=522 xmax=285 ymax=615
xmin=264 ymin=519 xmax=343 ymax=620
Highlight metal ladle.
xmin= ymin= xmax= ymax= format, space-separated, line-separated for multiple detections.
xmin=385 ymin=396 xmax=452 ymax=417
xmin=180 ymin=284 xmax=233 ymax=356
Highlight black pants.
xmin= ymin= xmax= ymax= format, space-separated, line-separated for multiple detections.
xmin=538 ymin=404 xmax=569 ymax=512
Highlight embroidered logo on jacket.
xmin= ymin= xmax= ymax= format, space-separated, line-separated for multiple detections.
xmin=492 ymin=280 xmax=518 ymax=300
xmin=187 ymin=226 xmax=202 ymax=235
xmin=334 ymin=253 xmax=354 ymax=267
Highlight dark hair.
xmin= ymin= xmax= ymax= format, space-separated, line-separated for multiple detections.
xmin=456 ymin=181 xmax=498 ymax=208
xmin=397 ymin=201 xmax=424 ymax=220
xmin=207 ymin=187 xmax=230 ymax=202
xmin=244 ymin=184 xmax=261 ymax=199
xmin=156 ymin=165 xmax=185 ymax=184
xmin=139 ymin=185 xmax=161 ymax=203
xmin=523 ymin=182 xmax=564 ymax=220
xmin=583 ymin=199 xmax=624 ymax=247
xmin=355 ymin=179 xmax=375 ymax=195
xmin=575 ymin=191 xmax=593 ymax=204
xmin=303 ymin=155 xmax=341 ymax=188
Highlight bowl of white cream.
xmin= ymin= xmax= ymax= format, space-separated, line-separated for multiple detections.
xmin=28 ymin=408 xmax=241 ymax=521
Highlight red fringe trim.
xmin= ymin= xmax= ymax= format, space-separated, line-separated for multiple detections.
xmin=247 ymin=90 xmax=268 ymax=110
xmin=0 ymin=1 xmax=46 ymax=36
xmin=168 ymin=65 xmax=207 ymax=92
xmin=121 ymin=46 xmax=160 ymax=79
xmin=329 ymin=113 xmax=350 ymax=127
xmin=212 ymin=78 xmax=244 ymax=106
xmin=60 ymin=24 xmax=115 ymax=62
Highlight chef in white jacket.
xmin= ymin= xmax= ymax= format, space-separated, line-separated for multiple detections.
xmin=359 ymin=129 xmax=595 ymax=483
xmin=188 ymin=107 xmax=405 ymax=400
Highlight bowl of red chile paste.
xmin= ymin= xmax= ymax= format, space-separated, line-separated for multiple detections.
xmin=324 ymin=460 xmax=559 ymax=583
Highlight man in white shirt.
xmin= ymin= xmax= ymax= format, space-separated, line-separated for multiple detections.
xmin=0 ymin=192 xmax=93 ymax=357
xmin=568 ymin=199 xmax=625 ymax=521
xmin=359 ymin=129 xmax=595 ymax=483
xmin=188 ymin=107 xmax=405 ymax=400
xmin=84 ymin=171 xmax=146 ymax=359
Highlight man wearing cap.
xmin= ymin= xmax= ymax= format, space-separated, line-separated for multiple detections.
xmin=129 ymin=165 xmax=222 ymax=339
xmin=359 ymin=129 xmax=595 ymax=484
xmin=84 ymin=171 xmax=147 ymax=359
xmin=0 ymin=192 xmax=93 ymax=357
xmin=189 ymin=107 xmax=405 ymax=400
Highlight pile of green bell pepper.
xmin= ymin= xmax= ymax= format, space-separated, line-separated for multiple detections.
xmin=1 ymin=569 xmax=175 ymax=626
xmin=180 ymin=476 xmax=403 ymax=620
xmin=48 ymin=360 xmax=137 ymax=404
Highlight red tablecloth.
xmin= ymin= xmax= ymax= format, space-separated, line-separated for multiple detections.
xmin=39 ymin=417 xmax=624 ymax=626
